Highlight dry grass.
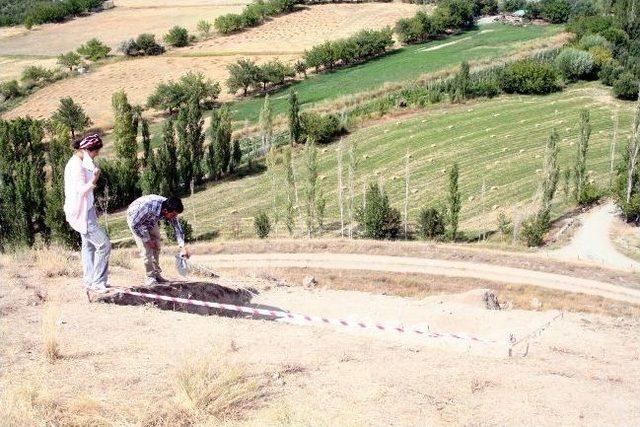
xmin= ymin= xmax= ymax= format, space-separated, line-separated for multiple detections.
xmin=110 ymin=248 xmax=135 ymax=269
xmin=145 ymin=354 xmax=264 ymax=425
xmin=41 ymin=300 xmax=62 ymax=362
xmin=0 ymin=376 xmax=111 ymax=426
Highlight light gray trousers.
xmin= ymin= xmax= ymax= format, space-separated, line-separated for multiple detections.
xmin=81 ymin=208 xmax=111 ymax=286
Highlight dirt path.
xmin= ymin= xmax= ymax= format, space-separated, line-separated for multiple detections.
xmin=193 ymin=252 xmax=640 ymax=304
xmin=549 ymin=202 xmax=640 ymax=273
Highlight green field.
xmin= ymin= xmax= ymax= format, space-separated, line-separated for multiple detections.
xmin=228 ymin=23 xmax=562 ymax=124
xmin=107 ymin=82 xmax=635 ymax=241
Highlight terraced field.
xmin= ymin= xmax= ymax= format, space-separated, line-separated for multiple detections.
xmin=106 ymin=82 xmax=635 ymax=241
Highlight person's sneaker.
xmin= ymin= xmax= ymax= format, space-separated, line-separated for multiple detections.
xmin=89 ymin=283 xmax=108 ymax=294
xmin=155 ymin=275 xmax=170 ymax=283
xmin=145 ymin=277 xmax=159 ymax=287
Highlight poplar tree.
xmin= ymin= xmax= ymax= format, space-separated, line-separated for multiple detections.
xmin=573 ymin=109 xmax=591 ymax=203
xmin=141 ymin=118 xmax=151 ymax=167
xmin=446 ymin=163 xmax=461 ymax=241
xmin=260 ymin=94 xmax=273 ymax=150
xmin=304 ymin=137 xmax=318 ymax=237
xmin=288 ymin=89 xmax=301 ymax=145
xmin=283 ymin=145 xmax=297 ymax=235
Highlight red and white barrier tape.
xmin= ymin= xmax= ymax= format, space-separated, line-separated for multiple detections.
xmin=114 ymin=289 xmax=494 ymax=344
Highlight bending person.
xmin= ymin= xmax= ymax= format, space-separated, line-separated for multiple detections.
xmin=63 ymin=133 xmax=111 ymax=293
xmin=126 ymin=195 xmax=191 ymax=286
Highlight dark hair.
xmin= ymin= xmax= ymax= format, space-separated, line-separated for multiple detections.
xmin=72 ymin=133 xmax=104 ymax=151
xmin=162 ymin=196 xmax=184 ymax=214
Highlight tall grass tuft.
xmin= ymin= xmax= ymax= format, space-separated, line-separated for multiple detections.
xmin=42 ymin=301 xmax=61 ymax=362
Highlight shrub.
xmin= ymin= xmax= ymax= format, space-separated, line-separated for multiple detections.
xmin=21 ymin=65 xmax=54 ymax=83
xmin=499 ymin=59 xmax=562 ymax=95
xmin=554 ymin=48 xmax=594 ymax=80
xmin=566 ymin=14 xmax=614 ymax=40
xmin=539 ymin=0 xmax=571 ymax=24
xmin=254 ymin=211 xmax=271 ymax=238
xmin=163 ymin=217 xmax=194 ymax=243
xmin=147 ymin=72 xmax=221 ymax=112
xmin=579 ymin=34 xmax=610 ymax=51
xmin=497 ymin=212 xmax=513 ymax=237
xmin=197 ymin=20 xmax=212 ymax=39
xmin=577 ymin=182 xmax=601 ymax=205
xmin=136 ymin=33 xmax=165 ymax=55
xmin=432 ymin=0 xmax=476 ymax=30
xmin=612 ymin=72 xmax=640 ymax=100
xmin=474 ymin=0 xmax=498 ymax=15
xmin=118 ymin=38 xmax=140 ymax=56
xmin=299 ymin=112 xmax=344 ymax=144
xmin=599 ymin=59 xmax=624 ymax=86
xmin=214 ymin=13 xmax=244 ymax=34
xmin=395 ymin=11 xmax=437 ymax=44
xmin=520 ymin=216 xmax=548 ymax=247
xmin=418 ymin=207 xmax=445 ymax=239
xmin=588 ymin=46 xmax=612 ymax=69
xmin=569 ymin=0 xmax=599 ymax=18
xmin=0 ymin=80 xmax=21 ymax=101
xmin=77 ymin=38 xmax=111 ymax=61
xmin=164 ymin=26 xmax=189 ymax=47
xmin=357 ymin=183 xmax=401 ymax=239
xmin=57 ymin=51 xmax=81 ymax=71
xmin=500 ymin=0 xmax=526 ymax=13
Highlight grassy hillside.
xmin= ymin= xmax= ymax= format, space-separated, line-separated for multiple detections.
xmin=106 ymin=82 xmax=635 ymax=242
xmin=229 ymin=23 xmax=562 ymax=124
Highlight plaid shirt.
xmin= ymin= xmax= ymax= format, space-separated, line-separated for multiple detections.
xmin=126 ymin=195 xmax=185 ymax=247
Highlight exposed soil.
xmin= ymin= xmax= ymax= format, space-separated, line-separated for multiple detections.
xmin=1 ymin=248 xmax=639 ymax=425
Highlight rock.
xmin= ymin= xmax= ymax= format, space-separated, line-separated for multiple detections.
xmin=396 ymin=98 xmax=408 ymax=108
xmin=303 ymin=276 xmax=317 ymax=287
xmin=483 ymin=292 xmax=501 ymax=310
xmin=531 ymin=297 xmax=542 ymax=311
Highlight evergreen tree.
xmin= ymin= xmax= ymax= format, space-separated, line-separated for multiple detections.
xmin=230 ymin=138 xmax=242 ymax=173
xmin=259 ymin=94 xmax=273 ymax=149
xmin=574 ymin=109 xmax=591 ymax=203
xmin=156 ymin=119 xmax=179 ymax=195
xmin=283 ymin=145 xmax=297 ymax=235
xmin=141 ymin=118 xmax=151 ymax=167
xmin=140 ymin=149 xmax=161 ymax=195
xmin=111 ymin=90 xmax=140 ymax=203
xmin=454 ymin=61 xmax=471 ymax=102
xmin=176 ymin=107 xmax=193 ymax=190
xmin=51 ymin=97 xmax=92 ymax=139
xmin=446 ymin=163 xmax=461 ymax=241
xmin=537 ymin=130 xmax=560 ymax=226
xmin=207 ymin=107 xmax=232 ymax=179
xmin=288 ymin=89 xmax=301 ymax=145
xmin=358 ymin=182 xmax=401 ymax=239
xmin=266 ymin=147 xmax=281 ymax=235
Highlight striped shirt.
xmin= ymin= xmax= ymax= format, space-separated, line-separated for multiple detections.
xmin=126 ymin=195 xmax=185 ymax=247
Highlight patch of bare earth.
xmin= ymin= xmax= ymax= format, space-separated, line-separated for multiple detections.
xmin=0 ymin=0 xmax=249 ymax=56
xmin=1 ymin=246 xmax=639 ymax=425
xmin=185 ymin=3 xmax=423 ymax=55
xmin=3 ymin=54 xmax=296 ymax=127
xmin=0 ymin=56 xmax=59 ymax=82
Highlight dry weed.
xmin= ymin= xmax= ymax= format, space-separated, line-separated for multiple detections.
xmin=110 ymin=249 xmax=134 ymax=269
xmin=42 ymin=301 xmax=61 ymax=362
xmin=151 ymin=354 xmax=264 ymax=425
xmin=30 ymin=247 xmax=80 ymax=278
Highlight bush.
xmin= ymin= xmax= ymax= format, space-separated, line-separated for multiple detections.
xmin=432 ymin=0 xmax=476 ymax=30
xmin=77 ymin=38 xmax=111 ymax=61
xmin=500 ymin=0 xmax=526 ymax=13
xmin=164 ymin=26 xmax=189 ymax=47
xmin=588 ymin=46 xmax=612 ymax=69
xmin=395 ymin=11 xmax=437 ymax=44
xmin=357 ymin=183 xmax=401 ymax=239
xmin=570 ymin=0 xmax=599 ymax=18
xmin=147 ymin=72 xmax=221 ymax=112
xmin=499 ymin=59 xmax=562 ymax=95
xmin=254 ymin=211 xmax=271 ymax=238
xmin=57 ymin=51 xmax=81 ymax=71
xmin=520 ymin=216 xmax=548 ymax=247
xmin=418 ymin=207 xmax=445 ymax=239
xmin=554 ymin=48 xmax=594 ymax=80
xmin=539 ymin=0 xmax=571 ymax=24
xmin=118 ymin=38 xmax=140 ymax=56
xmin=136 ymin=33 xmax=165 ymax=55
xmin=214 ymin=13 xmax=244 ymax=34
xmin=163 ymin=217 xmax=194 ymax=243
xmin=299 ymin=112 xmax=344 ymax=144
xmin=566 ymin=14 xmax=614 ymax=40
xmin=197 ymin=20 xmax=212 ymax=39
xmin=474 ymin=0 xmax=498 ymax=15
xmin=497 ymin=212 xmax=513 ymax=237
xmin=612 ymin=72 xmax=640 ymax=100
xmin=577 ymin=182 xmax=601 ymax=205
xmin=0 ymin=80 xmax=21 ymax=101
xmin=21 ymin=65 xmax=54 ymax=83
xmin=578 ymin=34 xmax=610 ymax=51
xmin=599 ymin=60 xmax=624 ymax=86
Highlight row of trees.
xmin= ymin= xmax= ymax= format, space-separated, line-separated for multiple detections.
xmin=23 ymin=0 xmax=105 ymax=29
xmin=226 ymin=58 xmax=296 ymax=96
xmin=214 ymin=0 xmax=298 ymax=35
xmin=303 ymin=28 xmax=394 ymax=72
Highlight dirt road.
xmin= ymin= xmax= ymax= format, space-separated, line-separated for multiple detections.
xmin=549 ymin=202 xmax=640 ymax=273
xmin=194 ymin=252 xmax=640 ymax=304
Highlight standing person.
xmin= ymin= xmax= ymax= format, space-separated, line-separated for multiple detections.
xmin=127 ymin=195 xmax=191 ymax=286
xmin=64 ymin=133 xmax=111 ymax=293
